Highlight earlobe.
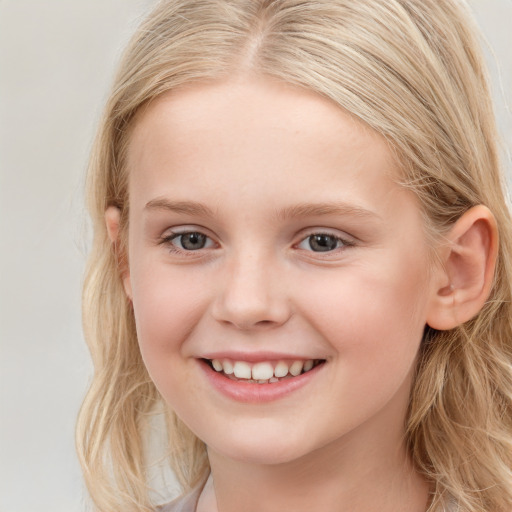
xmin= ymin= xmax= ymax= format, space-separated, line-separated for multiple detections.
xmin=105 ymin=206 xmax=121 ymax=242
xmin=426 ymin=205 xmax=498 ymax=331
xmin=105 ymin=206 xmax=133 ymax=300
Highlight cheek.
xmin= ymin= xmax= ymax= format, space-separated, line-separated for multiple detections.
xmin=296 ymin=256 xmax=430 ymax=368
xmin=293 ymin=265 xmax=429 ymax=436
xmin=129 ymin=261 xmax=209 ymax=363
xmin=129 ymin=264 xmax=213 ymax=407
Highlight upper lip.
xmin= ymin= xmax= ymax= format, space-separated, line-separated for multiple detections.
xmin=199 ymin=351 xmax=325 ymax=362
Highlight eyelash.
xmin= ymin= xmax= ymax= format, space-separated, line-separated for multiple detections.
xmin=158 ymin=230 xmax=354 ymax=256
xmin=296 ymin=232 xmax=354 ymax=253
xmin=158 ymin=231 xmax=216 ymax=255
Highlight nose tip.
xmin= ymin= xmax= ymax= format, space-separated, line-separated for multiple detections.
xmin=213 ymin=292 xmax=292 ymax=331
xmin=211 ymin=263 xmax=292 ymax=330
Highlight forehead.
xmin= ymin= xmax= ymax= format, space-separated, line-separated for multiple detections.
xmin=125 ymin=77 xmax=412 ymax=222
xmin=128 ymin=77 xmax=393 ymax=161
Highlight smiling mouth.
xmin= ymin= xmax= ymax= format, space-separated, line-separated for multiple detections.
xmin=203 ymin=358 xmax=325 ymax=384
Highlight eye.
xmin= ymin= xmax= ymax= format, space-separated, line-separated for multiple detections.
xmin=163 ymin=231 xmax=216 ymax=251
xmin=297 ymin=233 xmax=348 ymax=252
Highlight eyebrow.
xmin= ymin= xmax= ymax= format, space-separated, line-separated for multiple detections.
xmin=144 ymin=198 xmax=380 ymax=221
xmin=273 ymin=202 xmax=381 ymax=222
xmin=144 ymin=198 xmax=216 ymax=217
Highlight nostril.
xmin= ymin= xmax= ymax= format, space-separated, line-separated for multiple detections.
xmin=255 ymin=320 xmax=274 ymax=327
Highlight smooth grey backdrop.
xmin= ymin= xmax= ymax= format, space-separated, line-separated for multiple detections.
xmin=0 ymin=1 xmax=510 ymax=511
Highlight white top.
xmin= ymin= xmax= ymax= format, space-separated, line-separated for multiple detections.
xmin=158 ymin=482 xmax=203 ymax=512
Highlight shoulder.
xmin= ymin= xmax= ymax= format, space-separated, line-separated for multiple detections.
xmin=157 ymin=492 xmax=197 ymax=512
xmin=156 ymin=480 xmax=205 ymax=512
xmin=432 ymin=496 xmax=460 ymax=512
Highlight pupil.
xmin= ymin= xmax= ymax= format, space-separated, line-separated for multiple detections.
xmin=309 ymin=234 xmax=337 ymax=252
xmin=182 ymin=233 xmax=206 ymax=250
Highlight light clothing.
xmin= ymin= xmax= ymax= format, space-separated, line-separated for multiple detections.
xmin=157 ymin=482 xmax=203 ymax=512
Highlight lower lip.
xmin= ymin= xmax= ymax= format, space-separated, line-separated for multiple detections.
xmin=198 ymin=360 xmax=325 ymax=403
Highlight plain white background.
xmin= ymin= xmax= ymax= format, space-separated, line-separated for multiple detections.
xmin=0 ymin=1 xmax=510 ymax=511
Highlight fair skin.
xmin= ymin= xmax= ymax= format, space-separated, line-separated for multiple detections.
xmin=106 ymin=76 xmax=497 ymax=512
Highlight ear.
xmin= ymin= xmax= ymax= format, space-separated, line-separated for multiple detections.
xmin=105 ymin=206 xmax=132 ymax=300
xmin=426 ymin=205 xmax=498 ymax=331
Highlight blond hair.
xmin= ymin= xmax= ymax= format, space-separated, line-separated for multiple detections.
xmin=76 ymin=1 xmax=512 ymax=511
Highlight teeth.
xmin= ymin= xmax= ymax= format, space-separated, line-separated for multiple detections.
xmin=252 ymin=362 xmax=274 ymax=381
xmin=233 ymin=361 xmax=252 ymax=379
xmin=222 ymin=359 xmax=234 ymax=375
xmin=289 ymin=360 xmax=304 ymax=376
xmin=274 ymin=361 xmax=289 ymax=378
xmin=212 ymin=359 xmax=223 ymax=372
xmin=209 ymin=358 xmax=319 ymax=381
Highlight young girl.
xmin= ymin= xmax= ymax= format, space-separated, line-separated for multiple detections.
xmin=76 ymin=1 xmax=512 ymax=511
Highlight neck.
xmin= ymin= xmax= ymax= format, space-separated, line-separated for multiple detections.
xmin=200 ymin=421 xmax=430 ymax=512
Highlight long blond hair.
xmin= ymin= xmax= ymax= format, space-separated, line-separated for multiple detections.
xmin=76 ymin=1 xmax=512 ymax=510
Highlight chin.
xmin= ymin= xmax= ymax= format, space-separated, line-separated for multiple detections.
xmin=207 ymin=427 xmax=315 ymax=466
xmin=223 ymin=445 xmax=303 ymax=466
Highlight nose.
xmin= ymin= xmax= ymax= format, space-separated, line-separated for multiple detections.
xmin=211 ymin=252 xmax=292 ymax=330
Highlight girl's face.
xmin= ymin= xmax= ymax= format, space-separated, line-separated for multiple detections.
xmin=123 ymin=77 xmax=440 ymax=465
